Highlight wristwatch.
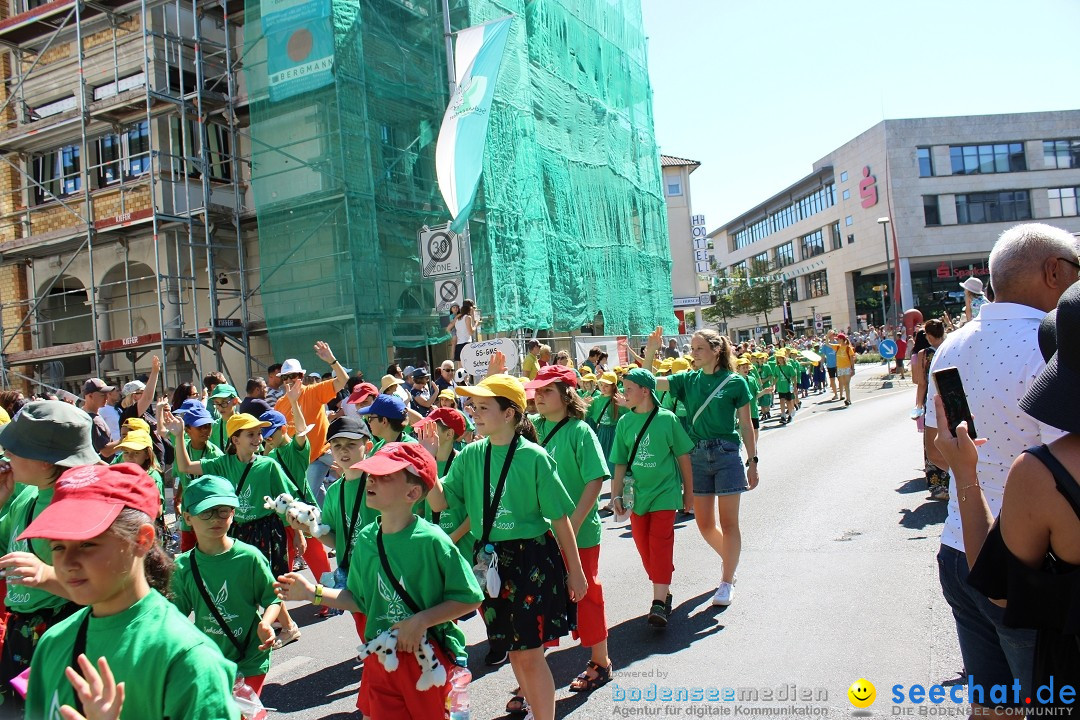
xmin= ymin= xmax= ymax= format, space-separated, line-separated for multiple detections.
xmin=745 ymin=456 xmax=758 ymax=468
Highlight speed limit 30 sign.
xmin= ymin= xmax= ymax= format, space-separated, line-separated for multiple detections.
xmin=419 ymin=224 xmax=462 ymax=277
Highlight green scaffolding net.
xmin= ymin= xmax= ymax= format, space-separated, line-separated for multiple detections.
xmin=244 ymin=0 xmax=674 ymax=376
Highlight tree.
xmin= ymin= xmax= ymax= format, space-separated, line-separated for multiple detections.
xmin=732 ymin=258 xmax=781 ymax=339
xmin=702 ymin=268 xmax=736 ymax=328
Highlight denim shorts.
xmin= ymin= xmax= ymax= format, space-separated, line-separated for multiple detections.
xmin=937 ymin=544 xmax=1035 ymax=705
xmin=690 ymin=440 xmax=748 ymax=496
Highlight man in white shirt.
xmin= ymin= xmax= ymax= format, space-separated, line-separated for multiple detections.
xmin=924 ymin=223 xmax=1080 ymax=709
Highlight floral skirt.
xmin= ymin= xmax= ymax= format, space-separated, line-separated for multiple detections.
xmin=230 ymin=514 xmax=288 ymax=577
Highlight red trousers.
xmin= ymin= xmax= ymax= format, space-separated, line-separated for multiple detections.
xmin=285 ymin=532 xmax=332 ymax=582
xmin=548 ymin=543 xmax=607 ymax=648
xmin=242 ymin=673 xmax=266 ymax=695
xmin=630 ymin=510 xmax=675 ymax=585
xmin=353 ymin=611 xmax=366 ymax=640
xmin=356 ymin=638 xmax=452 ymax=718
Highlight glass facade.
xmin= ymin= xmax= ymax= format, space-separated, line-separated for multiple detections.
xmin=955 ymin=190 xmax=1031 ymax=224
xmin=923 ymin=195 xmax=940 ymax=226
xmin=800 ymin=229 xmax=824 ymax=259
xmin=732 ymin=183 xmax=836 ymax=250
xmin=1048 ymin=187 xmax=1079 ymax=218
xmin=830 ymin=221 xmax=842 ymax=250
xmin=1044 ymin=140 xmax=1080 ymax=169
xmin=784 ymin=277 xmax=799 ymax=302
xmin=949 ymin=143 xmax=1026 ymax=175
xmin=917 ymin=147 xmax=933 ymax=177
xmin=775 ymin=241 xmax=794 ymax=267
xmin=807 ymin=270 xmax=828 ymax=298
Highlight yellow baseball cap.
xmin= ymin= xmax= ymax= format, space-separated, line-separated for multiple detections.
xmin=735 ymin=357 xmax=752 ymax=367
xmin=581 ymin=372 xmax=597 ymax=382
xmin=115 ymin=429 xmax=153 ymax=452
xmin=121 ymin=417 xmax=150 ymax=434
xmin=671 ymin=358 xmax=691 ymax=372
xmin=437 ymin=389 xmax=456 ymax=402
xmin=226 ymin=413 xmax=271 ymax=437
xmin=598 ymin=371 xmax=618 ymax=385
xmin=456 ymin=374 xmax=528 ymax=412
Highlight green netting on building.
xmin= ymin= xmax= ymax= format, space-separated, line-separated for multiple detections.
xmin=244 ymin=0 xmax=674 ymax=377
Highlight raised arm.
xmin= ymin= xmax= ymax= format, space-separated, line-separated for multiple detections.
xmin=286 ymin=381 xmax=308 ymax=451
xmin=164 ymin=412 xmax=203 ymax=476
xmin=136 ymin=355 xmax=161 ymax=418
xmin=315 ymin=341 xmax=348 ymax=393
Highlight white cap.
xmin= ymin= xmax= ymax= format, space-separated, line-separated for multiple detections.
xmin=280 ymin=358 xmax=305 ymax=375
xmin=960 ymin=277 xmax=984 ymax=295
xmin=121 ymin=380 xmax=145 ymax=398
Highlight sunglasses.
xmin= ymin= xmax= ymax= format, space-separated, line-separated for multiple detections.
xmin=196 ymin=506 xmax=235 ymax=521
xmin=281 ymin=373 xmax=304 ymax=382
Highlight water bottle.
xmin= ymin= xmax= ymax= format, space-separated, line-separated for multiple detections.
xmin=448 ymin=665 xmax=471 ymax=720
xmin=623 ymin=474 xmax=636 ymax=512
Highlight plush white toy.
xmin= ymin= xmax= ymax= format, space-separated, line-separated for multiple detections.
xmin=357 ymin=629 xmax=447 ymax=691
xmin=263 ymin=493 xmax=294 ymax=514
xmin=263 ymin=493 xmax=330 ymax=537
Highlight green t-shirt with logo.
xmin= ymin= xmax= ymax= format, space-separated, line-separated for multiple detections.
xmin=174 ymin=437 xmax=224 ymax=531
xmin=209 ymin=418 xmax=231 ymax=456
xmin=321 ymin=475 xmax=380 ymax=567
xmin=345 ymin=517 xmax=483 ymax=664
xmin=267 ymin=437 xmax=314 ymax=504
xmin=531 ymin=416 xmax=609 ymax=549
xmin=199 ymin=454 xmax=290 ymax=524
xmin=773 ymin=362 xmax=799 ymax=394
xmin=370 ymin=433 xmax=418 ymax=454
xmin=609 ymin=407 xmax=694 ymax=514
xmin=441 ymin=437 xmax=576 ymax=543
xmin=27 ymin=590 xmax=239 ymax=720
xmin=585 ymin=394 xmax=620 ymax=428
xmin=666 ymin=369 xmax=752 ymax=445
xmin=743 ymin=374 xmax=762 ymax=419
xmin=171 ymin=540 xmax=280 ymax=677
xmin=0 ymin=486 xmax=68 ymax=613
xmin=437 ymin=453 xmax=475 ymax=559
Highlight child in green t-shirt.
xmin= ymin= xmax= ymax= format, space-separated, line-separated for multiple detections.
xmin=412 ymin=407 xmax=474 ymax=558
xmin=173 ymin=475 xmax=281 ymax=695
xmin=114 ymin=429 xmax=165 ymax=525
xmin=611 ymin=369 xmax=694 ymax=628
xmin=276 ymin=443 xmax=483 ymax=717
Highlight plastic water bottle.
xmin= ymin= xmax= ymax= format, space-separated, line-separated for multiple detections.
xmin=448 ymin=665 xmax=471 ymax=720
xmin=623 ymin=475 xmax=636 ymax=512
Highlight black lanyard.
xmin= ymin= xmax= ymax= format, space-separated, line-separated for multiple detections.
xmin=22 ymin=497 xmax=44 ymax=562
xmin=339 ymin=473 xmax=366 ymax=570
xmin=274 ymin=448 xmax=303 ymax=498
xmin=233 ymin=459 xmax=255 ymax=497
xmin=376 ymin=524 xmax=421 ymax=614
xmin=444 ymin=449 xmax=457 ymax=474
xmin=481 ymin=435 xmax=519 ymax=548
xmin=190 ymin=552 xmax=250 ymax=658
xmin=214 ymin=421 xmax=228 ymax=452
xmin=540 ymin=417 xmax=570 ymax=447
xmin=71 ymin=611 xmax=91 ymax=714
xmin=627 ymin=407 xmax=659 ymax=469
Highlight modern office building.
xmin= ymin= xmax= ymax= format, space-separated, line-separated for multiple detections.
xmin=710 ymin=110 xmax=1080 ymax=341
xmin=662 ymin=154 xmax=712 ymax=330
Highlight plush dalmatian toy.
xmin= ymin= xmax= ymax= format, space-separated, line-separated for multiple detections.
xmin=262 ymin=493 xmax=330 ymax=537
xmin=358 ymin=629 xmax=447 ymax=691
xmin=263 ymin=493 xmax=294 ymax=515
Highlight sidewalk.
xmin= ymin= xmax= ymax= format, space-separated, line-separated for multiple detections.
xmin=854 ymin=361 xmax=914 ymax=393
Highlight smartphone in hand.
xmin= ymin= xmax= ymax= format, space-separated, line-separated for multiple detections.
xmin=932 ymin=367 xmax=977 ymax=440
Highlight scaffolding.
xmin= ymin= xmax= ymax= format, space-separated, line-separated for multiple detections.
xmin=0 ymin=0 xmax=256 ymax=395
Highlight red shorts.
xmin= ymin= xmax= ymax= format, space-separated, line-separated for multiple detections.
xmin=356 ymin=640 xmax=452 ymax=719
xmin=547 ymin=544 xmax=606 ymax=648
xmin=241 ymin=674 xmax=266 ymax=695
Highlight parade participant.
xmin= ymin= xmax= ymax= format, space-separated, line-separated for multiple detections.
xmin=811 ymin=346 xmax=827 ymax=394
xmin=23 ymin=464 xmax=239 ymax=719
xmin=0 ymin=402 xmax=100 ymax=703
xmin=752 ymin=353 xmax=775 ymax=420
xmin=119 ymin=355 xmax=165 ymax=464
xmin=735 ymin=358 xmax=762 ymax=441
xmin=911 ymin=319 xmax=949 ymax=501
xmin=436 ymin=388 xmax=458 ymax=409
xmin=172 ymin=474 xmax=280 ymax=695
xmin=276 ymin=443 xmax=484 ymax=718
xmin=659 ymin=358 xmax=691 ymax=432
xmin=645 ymin=328 xmax=758 ymax=608
xmin=819 ymin=334 xmax=839 ymax=400
xmin=522 ymin=340 xmax=541 ymax=380
xmin=526 ymin=366 xmax=612 ymax=693
xmin=414 ymin=407 xmax=474 ymax=557
xmin=167 ymin=411 xmax=302 ymax=650
xmin=358 ymin=394 xmax=415 ymax=453
xmin=427 ymin=373 xmax=587 ymax=720
xmin=611 ymin=368 xmax=693 ymax=627
xmin=772 ymin=351 xmax=798 ymax=425
xmin=579 ymin=372 xmax=597 ymax=400
xmin=112 ymin=429 xmax=165 ymax=531
xmin=273 ymin=342 xmax=349 ymax=506
xmin=831 ymin=333 xmax=857 ymax=406
xmin=208 ymin=383 xmax=240 ymax=452
xmin=162 ymin=398 xmax=223 ymax=553
xmin=586 ymin=371 xmax=621 ymax=461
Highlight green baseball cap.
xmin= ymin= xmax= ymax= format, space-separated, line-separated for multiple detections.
xmin=183 ymin=475 xmax=239 ymax=515
xmin=208 ymin=383 xmax=238 ymax=400
xmin=622 ymin=368 xmax=659 ymax=406
xmin=0 ymin=401 xmax=100 ymax=468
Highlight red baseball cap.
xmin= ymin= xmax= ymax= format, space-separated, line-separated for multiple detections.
xmin=20 ymin=463 xmax=161 ymax=541
xmin=350 ymin=442 xmax=437 ymax=489
xmin=525 ymin=365 xmax=578 ymax=390
xmin=412 ymin=407 xmax=467 ymax=439
xmin=347 ymin=382 xmax=379 ymax=405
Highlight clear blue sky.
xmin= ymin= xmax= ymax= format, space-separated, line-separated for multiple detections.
xmin=641 ymin=0 xmax=1080 ymax=232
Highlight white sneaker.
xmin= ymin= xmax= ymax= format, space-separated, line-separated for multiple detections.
xmin=711 ymin=581 xmax=733 ymax=607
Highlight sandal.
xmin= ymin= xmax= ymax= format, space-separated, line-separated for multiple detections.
xmin=568 ymin=660 xmax=613 ymax=692
xmin=506 ymin=695 xmax=528 ymax=715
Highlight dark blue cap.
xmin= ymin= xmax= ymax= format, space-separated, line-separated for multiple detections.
xmin=177 ymin=400 xmax=213 ymax=428
xmin=259 ymin=410 xmax=288 ymax=439
xmin=356 ymin=394 xmax=407 ymax=421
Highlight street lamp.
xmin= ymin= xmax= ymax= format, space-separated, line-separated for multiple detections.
xmin=877 ymin=217 xmax=892 ymax=329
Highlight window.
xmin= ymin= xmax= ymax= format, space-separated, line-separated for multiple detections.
xmin=842 ymin=189 xmax=851 ymax=200
xmin=949 ymin=143 xmax=1026 ymax=175
xmin=845 ymin=215 xmax=853 ymax=226
xmin=831 ymin=221 xmax=842 ymax=250
xmin=784 ymin=278 xmax=799 ymax=302
xmin=97 ymin=121 xmax=150 ymax=184
xmin=170 ymin=118 xmax=231 ymax=181
xmin=732 ymin=183 xmax=836 ymax=249
xmin=31 ymin=144 xmax=81 ymax=204
xmin=775 ymin=241 xmax=794 ymax=267
xmin=1044 ymin=140 xmax=1080 ymax=170
xmin=666 ymin=180 xmax=682 ymax=196
xmin=730 ymin=261 xmax=746 ymax=278
xmin=1048 ymin=188 xmax=1079 ymax=218
xmin=955 ymin=190 xmax=1031 ymax=224
xmin=840 ymin=171 xmax=848 ymax=183
xmin=917 ymin=147 xmax=933 ymax=177
xmin=847 ymin=234 xmax=855 ymax=244
xmin=923 ymin=195 xmax=940 ymax=226
xmin=808 ymin=270 xmax=828 ymax=298
xmin=752 ymin=251 xmax=769 ymax=269
xmin=800 ymin=229 xmax=825 ymax=259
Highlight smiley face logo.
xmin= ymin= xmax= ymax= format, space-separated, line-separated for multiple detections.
xmin=847 ymin=679 xmax=876 ymax=708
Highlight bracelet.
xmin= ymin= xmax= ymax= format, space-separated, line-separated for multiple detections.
xmin=958 ymin=482 xmax=980 ymax=502
xmin=313 ymin=584 xmax=324 ymax=606
xmin=327 ymin=357 xmax=338 ymax=365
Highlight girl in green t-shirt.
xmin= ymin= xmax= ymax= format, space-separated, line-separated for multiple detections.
xmin=114 ymin=429 xmax=165 ymax=528
xmin=645 ymin=327 xmax=759 ymax=611
xmin=428 ymin=373 xmax=588 ymax=720
xmin=528 ymin=366 xmax=612 ymax=694
xmin=585 ymin=373 xmax=621 ymax=462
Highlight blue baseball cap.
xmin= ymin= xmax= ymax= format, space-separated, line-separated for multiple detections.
xmin=356 ymin=394 xmax=407 ymax=421
xmin=176 ymin=400 xmax=213 ymax=428
xmin=258 ymin=410 xmax=287 ymax=439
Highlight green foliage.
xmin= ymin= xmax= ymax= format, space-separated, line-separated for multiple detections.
xmin=732 ymin=258 xmax=780 ymax=326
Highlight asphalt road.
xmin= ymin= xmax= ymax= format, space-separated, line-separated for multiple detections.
xmin=262 ymin=367 xmax=963 ymax=719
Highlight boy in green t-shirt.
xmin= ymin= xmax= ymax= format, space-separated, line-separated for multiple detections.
xmin=172 ymin=475 xmax=281 ymax=694
xmin=276 ymin=442 xmax=483 ymax=717
xmin=411 ymin=407 xmax=474 ymax=558
xmin=610 ymin=369 xmax=693 ymax=628
xmin=160 ymin=398 xmax=222 ymax=553
xmin=772 ymin=351 xmax=799 ymax=426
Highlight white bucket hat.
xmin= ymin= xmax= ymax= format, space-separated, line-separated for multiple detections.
xmin=280 ymin=358 xmax=305 ymax=375
xmin=960 ymin=277 xmax=984 ymax=295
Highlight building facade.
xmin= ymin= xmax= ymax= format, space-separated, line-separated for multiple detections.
xmin=661 ymin=154 xmax=711 ymax=329
xmin=711 ymin=111 xmax=1080 ymax=341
